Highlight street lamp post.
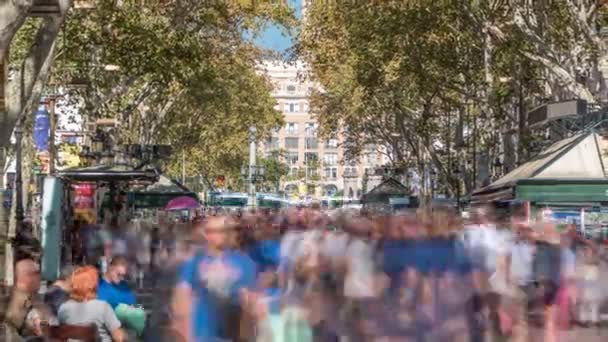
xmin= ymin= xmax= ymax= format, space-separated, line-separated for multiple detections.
xmin=248 ymin=127 xmax=257 ymax=207
xmin=241 ymin=164 xmax=265 ymax=208
xmin=14 ymin=123 xmax=25 ymax=232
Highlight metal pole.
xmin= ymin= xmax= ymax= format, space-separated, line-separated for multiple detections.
xmin=14 ymin=123 xmax=24 ymax=232
xmin=249 ymin=126 xmax=256 ymax=207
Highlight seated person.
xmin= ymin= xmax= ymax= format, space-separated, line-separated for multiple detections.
xmin=98 ymin=256 xmax=150 ymax=337
xmin=58 ymin=266 xmax=124 ymax=342
xmin=4 ymin=259 xmax=56 ymax=341
xmin=44 ymin=265 xmax=73 ymax=316
xmin=97 ymin=256 xmax=136 ymax=309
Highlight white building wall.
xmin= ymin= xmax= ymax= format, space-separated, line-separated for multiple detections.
xmin=260 ymin=60 xmax=380 ymax=198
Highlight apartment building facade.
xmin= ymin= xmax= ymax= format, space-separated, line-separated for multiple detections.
xmin=260 ymin=61 xmax=386 ymax=198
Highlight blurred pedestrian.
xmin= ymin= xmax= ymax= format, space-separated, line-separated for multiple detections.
xmin=171 ymin=216 xmax=257 ymax=341
xmin=44 ymin=265 xmax=74 ymax=316
xmin=4 ymin=259 xmax=55 ymax=341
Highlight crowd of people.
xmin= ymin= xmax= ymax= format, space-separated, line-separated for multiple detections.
xmin=2 ymin=204 xmax=605 ymax=342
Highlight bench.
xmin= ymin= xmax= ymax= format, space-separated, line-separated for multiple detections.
xmin=48 ymin=324 xmax=97 ymax=342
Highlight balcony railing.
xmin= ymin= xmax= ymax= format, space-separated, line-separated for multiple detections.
xmin=343 ymin=170 xmax=358 ymax=177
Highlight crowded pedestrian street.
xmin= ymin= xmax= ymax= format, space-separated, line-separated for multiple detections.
xmin=3 ymin=206 xmax=608 ymax=342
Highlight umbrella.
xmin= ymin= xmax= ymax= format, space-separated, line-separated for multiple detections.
xmin=164 ymin=196 xmax=200 ymax=211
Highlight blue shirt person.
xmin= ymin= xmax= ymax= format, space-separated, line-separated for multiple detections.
xmin=96 ymin=256 xmax=136 ymax=309
xmin=177 ymin=248 xmax=256 ymax=341
xmin=172 ymin=217 xmax=257 ymax=342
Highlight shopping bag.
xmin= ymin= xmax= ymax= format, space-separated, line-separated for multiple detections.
xmin=115 ymin=303 xmax=146 ymax=335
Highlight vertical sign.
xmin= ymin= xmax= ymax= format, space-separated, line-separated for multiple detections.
xmin=72 ymin=183 xmax=96 ymax=224
xmin=33 ymin=106 xmax=50 ymax=152
xmin=41 ymin=176 xmax=63 ymax=281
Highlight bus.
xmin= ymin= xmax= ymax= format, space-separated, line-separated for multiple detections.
xmin=208 ymin=192 xmax=248 ymax=209
xmin=257 ymin=193 xmax=289 ymax=209
xmin=320 ymin=197 xmax=362 ymax=210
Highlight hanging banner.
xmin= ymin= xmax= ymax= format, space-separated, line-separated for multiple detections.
xmin=33 ymin=105 xmax=50 ymax=152
xmin=41 ymin=176 xmax=63 ymax=281
xmin=72 ymin=183 xmax=96 ymax=224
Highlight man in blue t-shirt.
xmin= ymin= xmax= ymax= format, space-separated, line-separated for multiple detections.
xmin=97 ymin=255 xmax=136 ymax=309
xmin=173 ymin=216 xmax=257 ymax=341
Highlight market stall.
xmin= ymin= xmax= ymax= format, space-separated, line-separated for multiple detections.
xmin=361 ymin=177 xmax=419 ymax=214
xmin=471 ymin=131 xmax=608 ymax=229
xmin=37 ymin=165 xmax=160 ymax=280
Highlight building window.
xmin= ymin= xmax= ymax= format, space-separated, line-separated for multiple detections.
xmin=289 ymin=103 xmax=296 ymax=112
xmin=307 ymin=167 xmax=319 ymax=178
xmin=365 ymin=152 xmax=377 ymax=165
xmin=324 ymin=167 xmax=337 ymax=179
xmin=286 ymin=122 xmax=298 ymax=135
xmin=344 ymin=167 xmax=357 ymax=177
xmin=305 ymin=122 xmax=317 ymax=137
xmin=305 ymin=152 xmax=318 ymax=164
xmin=305 ymin=137 xmax=318 ymax=149
xmin=265 ymin=137 xmax=279 ymax=150
xmin=285 ymin=137 xmax=299 ymax=149
xmin=290 ymin=167 xmax=299 ymax=176
xmin=323 ymin=153 xmax=337 ymax=166
xmin=287 ymin=85 xmax=296 ymax=93
xmin=325 ymin=138 xmax=338 ymax=149
xmin=286 ymin=151 xmax=299 ymax=165
xmin=302 ymin=101 xmax=309 ymax=112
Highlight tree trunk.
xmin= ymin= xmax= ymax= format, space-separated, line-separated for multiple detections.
xmin=2 ymin=0 xmax=71 ymax=148
xmin=0 ymin=0 xmax=33 ymax=59
xmin=517 ymin=70 xmax=528 ymax=164
xmin=3 ymin=0 xmax=71 ymax=284
xmin=477 ymin=21 xmax=494 ymax=188
xmin=502 ymin=131 xmax=516 ymax=173
xmin=0 ymin=186 xmax=9 ymax=282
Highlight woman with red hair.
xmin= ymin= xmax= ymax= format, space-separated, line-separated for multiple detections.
xmin=58 ymin=266 xmax=125 ymax=342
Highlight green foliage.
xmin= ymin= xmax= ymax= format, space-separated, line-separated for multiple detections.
xmin=38 ymin=0 xmax=295 ymax=182
xmin=298 ymin=0 xmax=607 ymax=194
xmin=258 ymin=149 xmax=289 ymax=192
xmin=8 ymin=17 xmax=43 ymax=67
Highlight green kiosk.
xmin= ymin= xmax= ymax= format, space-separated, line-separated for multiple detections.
xmin=472 ymin=131 xmax=608 ymax=232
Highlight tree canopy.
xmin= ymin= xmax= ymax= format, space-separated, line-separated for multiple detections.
xmin=28 ymin=0 xmax=295 ymax=186
xmin=298 ymin=0 xmax=608 ymax=195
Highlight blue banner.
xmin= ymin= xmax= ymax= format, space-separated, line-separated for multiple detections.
xmin=33 ymin=106 xmax=50 ymax=152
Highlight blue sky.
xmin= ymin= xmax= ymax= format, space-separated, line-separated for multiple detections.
xmin=252 ymin=0 xmax=302 ymax=53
